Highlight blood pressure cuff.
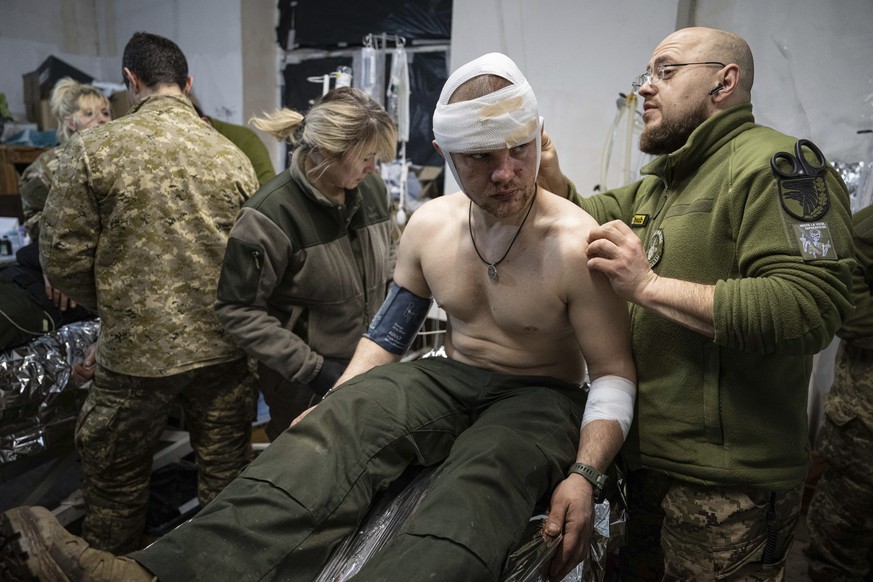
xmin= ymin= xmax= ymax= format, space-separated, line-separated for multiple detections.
xmin=363 ymin=283 xmax=433 ymax=355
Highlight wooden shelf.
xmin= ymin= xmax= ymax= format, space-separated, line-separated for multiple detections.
xmin=0 ymin=145 xmax=50 ymax=222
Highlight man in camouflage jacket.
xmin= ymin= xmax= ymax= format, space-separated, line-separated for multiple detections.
xmin=38 ymin=31 xmax=259 ymax=554
xmin=18 ymin=146 xmax=60 ymax=241
xmin=806 ymin=203 xmax=873 ymax=581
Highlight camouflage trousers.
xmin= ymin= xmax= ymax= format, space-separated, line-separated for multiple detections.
xmin=75 ymin=358 xmax=256 ymax=554
xmin=806 ymin=342 xmax=873 ymax=581
xmin=619 ymin=469 xmax=803 ymax=581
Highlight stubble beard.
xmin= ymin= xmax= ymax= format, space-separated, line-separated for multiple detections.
xmin=639 ymin=101 xmax=710 ymax=156
xmin=475 ymin=182 xmax=537 ymax=220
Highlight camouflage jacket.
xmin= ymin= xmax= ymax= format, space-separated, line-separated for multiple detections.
xmin=40 ymin=93 xmax=258 ymax=377
xmin=837 ymin=204 xmax=873 ymax=348
xmin=18 ymin=146 xmax=61 ymax=240
xmin=822 ymin=205 xmax=873 ymax=426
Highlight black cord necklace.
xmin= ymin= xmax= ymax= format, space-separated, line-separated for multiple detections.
xmin=468 ymin=192 xmax=536 ymax=282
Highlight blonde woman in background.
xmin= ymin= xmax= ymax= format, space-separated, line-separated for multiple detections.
xmin=214 ymin=87 xmax=397 ymax=440
xmin=19 ymin=77 xmax=111 ymax=241
xmin=12 ymin=78 xmax=110 ymax=322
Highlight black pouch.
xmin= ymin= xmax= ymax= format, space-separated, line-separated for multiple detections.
xmin=0 ymin=280 xmax=55 ymax=350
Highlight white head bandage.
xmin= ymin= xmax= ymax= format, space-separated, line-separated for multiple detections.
xmin=433 ymin=52 xmax=543 ymax=193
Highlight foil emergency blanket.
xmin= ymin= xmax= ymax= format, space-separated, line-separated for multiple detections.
xmin=0 ymin=319 xmax=99 ymax=464
xmin=315 ymin=461 xmax=627 ymax=582
xmin=833 ymin=160 xmax=872 ymax=212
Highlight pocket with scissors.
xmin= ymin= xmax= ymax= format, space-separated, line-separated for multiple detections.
xmin=770 ymin=139 xmax=830 ymax=221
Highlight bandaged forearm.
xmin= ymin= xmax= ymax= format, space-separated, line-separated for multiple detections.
xmin=581 ymin=375 xmax=636 ymax=439
xmin=363 ymin=283 xmax=433 ymax=355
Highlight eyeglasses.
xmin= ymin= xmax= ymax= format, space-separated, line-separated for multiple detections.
xmin=631 ymin=61 xmax=725 ymax=93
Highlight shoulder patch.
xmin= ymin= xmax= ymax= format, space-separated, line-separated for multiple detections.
xmin=771 ymin=139 xmax=831 ymax=221
xmin=777 ymin=175 xmax=830 ymax=221
xmin=794 ymin=222 xmax=837 ymax=261
xmin=646 ymin=229 xmax=664 ymax=268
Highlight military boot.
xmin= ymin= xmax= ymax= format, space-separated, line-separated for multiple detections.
xmin=0 ymin=506 xmax=156 ymax=581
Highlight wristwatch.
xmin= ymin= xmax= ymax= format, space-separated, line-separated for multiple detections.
xmin=567 ymin=462 xmax=609 ymax=503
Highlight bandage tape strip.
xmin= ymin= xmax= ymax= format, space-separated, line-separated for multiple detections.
xmin=364 ymin=283 xmax=434 ymax=355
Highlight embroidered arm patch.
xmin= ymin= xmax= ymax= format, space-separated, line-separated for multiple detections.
xmin=794 ymin=222 xmax=838 ymax=260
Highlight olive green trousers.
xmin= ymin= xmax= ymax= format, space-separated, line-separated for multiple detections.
xmin=132 ymin=357 xmax=585 ymax=582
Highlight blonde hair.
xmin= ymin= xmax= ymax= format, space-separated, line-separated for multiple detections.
xmin=50 ymin=77 xmax=110 ymax=143
xmin=251 ymin=87 xmax=397 ymax=179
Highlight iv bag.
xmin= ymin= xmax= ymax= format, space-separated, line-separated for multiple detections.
xmin=361 ymin=45 xmax=379 ymax=103
xmin=335 ymin=66 xmax=353 ymax=89
xmin=387 ymin=46 xmax=410 ymax=143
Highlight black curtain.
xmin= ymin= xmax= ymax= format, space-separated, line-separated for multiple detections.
xmin=276 ymin=0 xmax=451 ymax=168
xmin=277 ymin=0 xmax=451 ymax=49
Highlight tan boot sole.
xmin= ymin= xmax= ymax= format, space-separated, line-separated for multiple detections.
xmin=0 ymin=509 xmax=70 ymax=582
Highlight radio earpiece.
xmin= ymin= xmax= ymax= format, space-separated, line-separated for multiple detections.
xmin=708 ymin=84 xmax=725 ymax=96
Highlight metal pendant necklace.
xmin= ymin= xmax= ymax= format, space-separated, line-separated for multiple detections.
xmin=468 ymin=193 xmax=536 ymax=282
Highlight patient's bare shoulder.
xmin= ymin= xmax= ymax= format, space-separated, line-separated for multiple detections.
xmin=413 ymin=191 xmax=467 ymax=214
xmin=543 ymin=189 xmax=599 ymax=226
xmin=537 ymin=191 xmax=598 ymax=254
xmin=403 ymin=192 xmax=466 ymax=233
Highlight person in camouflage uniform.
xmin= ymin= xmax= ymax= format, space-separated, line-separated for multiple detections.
xmin=538 ymin=27 xmax=856 ymax=580
xmin=36 ymin=31 xmax=259 ymax=554
xmin=18 ymin=77 xmax=111 ymax=241
xmin=18 ymin=146 xmax=60 ymax=241
xmin=16 ymin=78 xmax=111 ymax=317
xmin=806 ymin=203 xmax=873 ymax=581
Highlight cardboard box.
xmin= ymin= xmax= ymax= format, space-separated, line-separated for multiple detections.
xmin=22 ymin=73 xmax=42 ymax=128
xmin=26 ymin=99 xmax=56 ymax=131
xmin=412 ymin=165 xmax=443 ymax=199
xmin=21 ymin=71 xmax=56 ymax=130
xmin=25 ymin=56 xmax=94 ymax=100
xmin=22 ymin=56 xmax=95 ymax=130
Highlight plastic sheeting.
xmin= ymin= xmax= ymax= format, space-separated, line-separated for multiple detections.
xmin=0 ymin=319 xmax=99 ymax=464
xmin=834 ymin=160 xmax=873 ymax=214
xmin=315 ymin=454 xmax=628 ymax=581
xmin=502 ymin=502 xmax=616 ymax=582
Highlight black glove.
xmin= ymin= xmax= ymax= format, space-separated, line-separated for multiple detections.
xmin=309 ymin=357 xmax=348 ymax=396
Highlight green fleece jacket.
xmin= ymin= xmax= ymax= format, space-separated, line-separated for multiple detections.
xmin=209 ymin=117 xmax=276 ymax=186
xmin=573 ymin=104 xmax=855 ymax=489
xmin=214 ymin=149 xmax=392 ymax=387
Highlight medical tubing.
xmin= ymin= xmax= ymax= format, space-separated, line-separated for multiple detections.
xmin=0 ymin=304 xmax=55 ymax=336
xmin=600 ymin=96 xmax=625 ymax=190
xmin=623 ymin=92 xmax=637 ymax=185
